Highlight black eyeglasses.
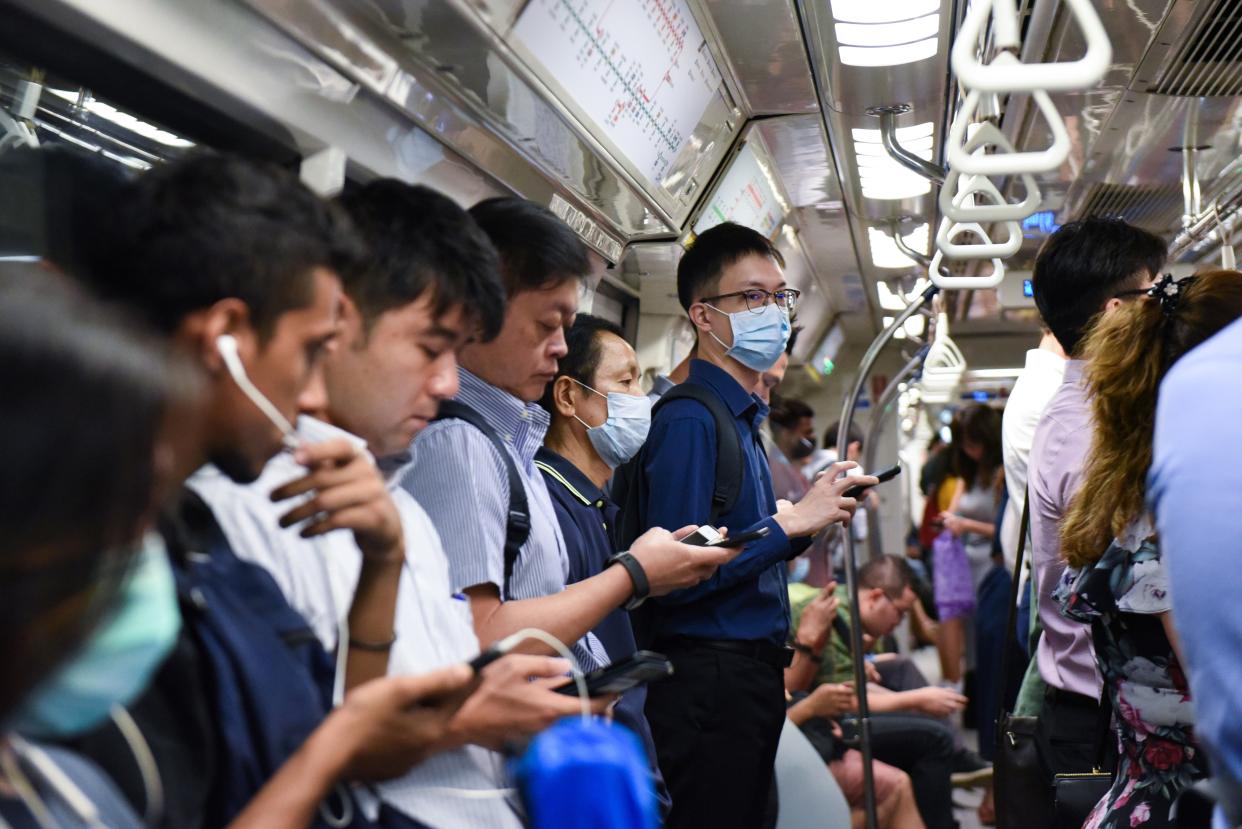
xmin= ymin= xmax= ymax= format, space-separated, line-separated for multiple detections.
xmin=700 ymin=288 xmax=801 ymax=314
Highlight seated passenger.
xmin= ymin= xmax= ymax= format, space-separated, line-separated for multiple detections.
xmin=1150 ymin=272 xmax=1242 ymax=829
xmin=788 ymin=557 xmax=967 ymax=829
xmin=191 ymin=180 xmax=596 ymax=827
xmin=0 ymin=274 xmax=187 ymax=829
xmin=59 ymin=153 xmax=496 ymax=828
xmin=400 ymin=198 xmax=735 ymax=693
xmin=1056 ymin=270 xmax=1242 ymax=828
xmin=533 ymin=313 xmax=667 ymax=808
xmin=629 ymin=221 xmax=872 ymax=828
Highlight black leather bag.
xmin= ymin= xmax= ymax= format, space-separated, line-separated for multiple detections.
xmin=1052 ymin=770 xmax=1113 ymax=828
xmin=995 ymin=497 xmax=1049 ymax=829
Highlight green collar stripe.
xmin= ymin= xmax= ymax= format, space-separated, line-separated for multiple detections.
xmin=534 ymin=460 xmax=593 ymax=507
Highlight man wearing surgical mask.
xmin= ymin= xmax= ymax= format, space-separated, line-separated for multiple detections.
xmin=534 ymin=314 xmax=667 ymax=810
xmin=633 ymin=222 xmax=874 ymax=828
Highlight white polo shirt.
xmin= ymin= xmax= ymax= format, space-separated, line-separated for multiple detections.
xmin=189 ymin=416 xmax=521 ymax=829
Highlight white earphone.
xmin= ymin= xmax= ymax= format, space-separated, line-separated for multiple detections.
xmin=215 ymin=334 xmax=300 ymax=450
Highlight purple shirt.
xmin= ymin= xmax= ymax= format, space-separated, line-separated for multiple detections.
xmin=1028 ymin=360 xmax=1103 ymax=698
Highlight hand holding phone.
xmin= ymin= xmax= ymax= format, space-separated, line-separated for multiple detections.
xmin=843 ymin=464 xmax=902 ymax=499
xmin=554 ymin=651 xmax=674 ymax=696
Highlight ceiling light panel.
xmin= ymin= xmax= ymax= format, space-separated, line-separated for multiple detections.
xmin=852 ymin=122 xmax=935 ymax=200
xmin=831 ymin=1 xmax=942 ymax=67
xmin=869 ymin=224 xmax=930 ymax=269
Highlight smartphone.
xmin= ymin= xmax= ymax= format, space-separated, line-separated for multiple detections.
xmin=842 ymin=464 xmax=902 ymax=499
xmin=467 ymin=642 xmax=511 ymax=674
xmin=706 ymin=525 xmax=771 ymax=548
xmin=554 ymin=650 xmax=675 ymax=696
xmin=680 ymin=525 xmax=723 ymax=546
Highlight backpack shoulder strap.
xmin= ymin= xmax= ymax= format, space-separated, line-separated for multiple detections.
xmin=434 ymin=400 xmax=530 ymax=600
xmin=653 ymin=384 xmax=745 ymax=525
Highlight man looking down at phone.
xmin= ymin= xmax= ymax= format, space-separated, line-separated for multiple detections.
xmin=191 ymin=181 xmax=599 ymax=828
xmin=401 ymin=198 xmax=739 ymax=685
xmin=534 ymin=313 xmax=669 ymax=812
xmin=627 ymin=222 xmax=876 ymax=828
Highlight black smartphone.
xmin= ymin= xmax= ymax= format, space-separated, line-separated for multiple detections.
xmin=706 ymin=525 xmax=771 ymax=548
xmin=467 ymin=643 xmax=510 ymax=674
xmin=842 ymin=464 xmax=902 ymax=499
xmin=554 ymin=650 xmax=675 ymax=696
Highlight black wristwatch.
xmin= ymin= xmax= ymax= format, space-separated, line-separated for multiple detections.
xmin=607 ymin=550 xmax=650 ymax=610
xmin=791 ymin=640 xmax=823 ymax=663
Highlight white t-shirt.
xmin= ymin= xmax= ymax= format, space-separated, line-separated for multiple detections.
xmin=999 ymin=348 xmax=1066 ymax=573
xmin=189 ymin=416 xmax=521 ymax=829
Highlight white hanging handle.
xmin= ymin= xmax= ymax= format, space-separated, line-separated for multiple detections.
xmin=940 ymin=124 xmax=1041 ymax=221
xmin=935 ymin=213 xmax=1022 ymax=259
xmin=929 ymin=247 xmax=1006 ymax=289
xmin=951 ymin=0 xmax=1112 ymax=93
xmin=946 ymin=70 xmax=1071 ymax=174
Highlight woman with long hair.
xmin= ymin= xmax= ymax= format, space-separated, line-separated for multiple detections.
xmin=1057 ymin=269 xmax=1242 ymax=829
xmin=933 ymin=404 xmax=1003 ymax=686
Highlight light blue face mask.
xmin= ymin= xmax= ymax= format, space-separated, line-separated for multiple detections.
xmin=707 ymin=302 xmax=792 ymax=373
xmin=573 ymin=379 xmax=652 ymax=469
xmin=13 ymin=533 xmax=182 ymax=739
xmin=789 ymin=556 xmax=811 ymax=584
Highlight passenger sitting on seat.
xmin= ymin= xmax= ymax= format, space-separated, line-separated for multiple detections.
xmin=788 ymin=556 xmax=969 ymax=829
xmin=1056 ymin=270 xmax=1242 ymax=829
xmin=0 ymin=274 xmax=194 ymax=829
xmin=534 ymin=313 xmax=668 ymax=811
xmin=630 ymin=221 xmax=873 ymax=829
xmin=400 ymin=198 xmax=737 ymax=686
xmin=59 ymin=153 xmax=503 ymax=828
xmin=191 ymin=180 xmax=602 ymax=828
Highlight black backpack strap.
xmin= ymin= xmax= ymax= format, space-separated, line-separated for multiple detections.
xmin=653 ymin=384 xmax=744 ymax=526
xmin=434 ymin=400 xmax=529 ymax=601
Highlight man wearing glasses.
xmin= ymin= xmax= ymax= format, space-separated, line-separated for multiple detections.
xmin=633 ymin=222 xmax=873 ymax=828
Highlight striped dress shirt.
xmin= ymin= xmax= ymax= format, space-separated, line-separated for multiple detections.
xmin=401 ymin=368 xmax=610 ymax=671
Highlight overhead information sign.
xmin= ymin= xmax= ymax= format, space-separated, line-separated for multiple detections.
xmin=693 ymin=143 xmax=785 ymax=238
xmin=513 ymin=0 xmax=724 ymax=186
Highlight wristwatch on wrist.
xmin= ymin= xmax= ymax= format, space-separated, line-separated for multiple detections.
xmin=607 ymin=550 xmax=650 ymax=610
xmin=791 ymin=640 xmax=823 ymax=663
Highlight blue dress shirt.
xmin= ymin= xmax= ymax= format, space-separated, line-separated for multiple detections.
xmin=1150 ymin=315 xmax=1242 ymax=829
xmin=638 ymin=359 xmax=791 ymax=645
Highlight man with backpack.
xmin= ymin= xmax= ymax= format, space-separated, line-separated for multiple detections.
xmin=401 ymin=198 xmax=739 ymax=678
xmin=622 ymin=222 xmax=874 ymax=828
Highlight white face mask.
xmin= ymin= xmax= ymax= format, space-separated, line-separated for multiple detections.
xmin=705 ymin=302 xmax=791 ymax=372
xmin=215 ymin=334 xmax=301 ymax=451
xmin=571 ymin=379 xmax=652 ymax=469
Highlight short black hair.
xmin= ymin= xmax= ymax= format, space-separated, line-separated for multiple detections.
xmin=858 ymin=554 xmax=911 ymax=599
xmin=468 ymin=197 xmax=590 ymax=296
xmin=677 ymin=222 xmax=785 ymax=313
xmin=1032 ymin=217 xmax=1166 ymax=356
xmin=336 ymin=180 xmax=506 ymax=341
xmin=537 ymin=313 xmax=625 ymax=416
xmin=0 ymin=145 xmax=133 ymax=278
xmin=770 ymin=397 xmax=814 ymax=431
xmin=85 ymin=152 xmax=364 ymax=337
xmin=823 ymin=419 xmax=862 ymax=450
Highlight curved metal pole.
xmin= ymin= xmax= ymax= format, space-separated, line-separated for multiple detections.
xmin=864 ymin=343 xmax=932 ymax=560
xmin=890 ymin=224 xmax=933 ymax=268
xmin=875 ymin=106 xmax=947 ymax=185
xmin=837 ymin=283 xmax=939 ymax=829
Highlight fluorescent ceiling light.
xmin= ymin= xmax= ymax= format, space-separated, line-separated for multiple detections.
xmin=882 ymin=314 xmax=928 ymax=340
xmin=830 ymin=0 xmax=940 ymax=24
xmin=869 ymin=224 xmax=930 ymax=270
xmin=839 ymin=38 xmax=939 ymax=68
xmin=852 ymin=121 xmax=935 ymax=200
xmin=48 ymin=89 xmax=194 ymax=148
xmin=835 ymin=13 xmax=939 ymax=47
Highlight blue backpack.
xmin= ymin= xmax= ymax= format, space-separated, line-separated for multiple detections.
xmin=167 ymin=489 xmax=430 ymax=829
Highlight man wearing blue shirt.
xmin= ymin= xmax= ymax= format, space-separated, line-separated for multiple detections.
xmin=1150 ymin=314 xmax=1242 ymax=829
xmin=635 ymin=222 xmax=871 ymax=828
xmin=536 ymin=313 xmax=669 ymax=813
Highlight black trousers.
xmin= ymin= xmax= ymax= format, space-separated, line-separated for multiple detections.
xmin=645 ymin=645 xmax=786 ymax=829
xmin=866 ymin=712 xmax=958 ymax=829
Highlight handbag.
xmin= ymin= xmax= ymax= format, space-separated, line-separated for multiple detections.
xmin=1051 ymin=692 xmax=1115 ymax=829
xmin=995 ymin=494 xmax=1049 ymax=829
